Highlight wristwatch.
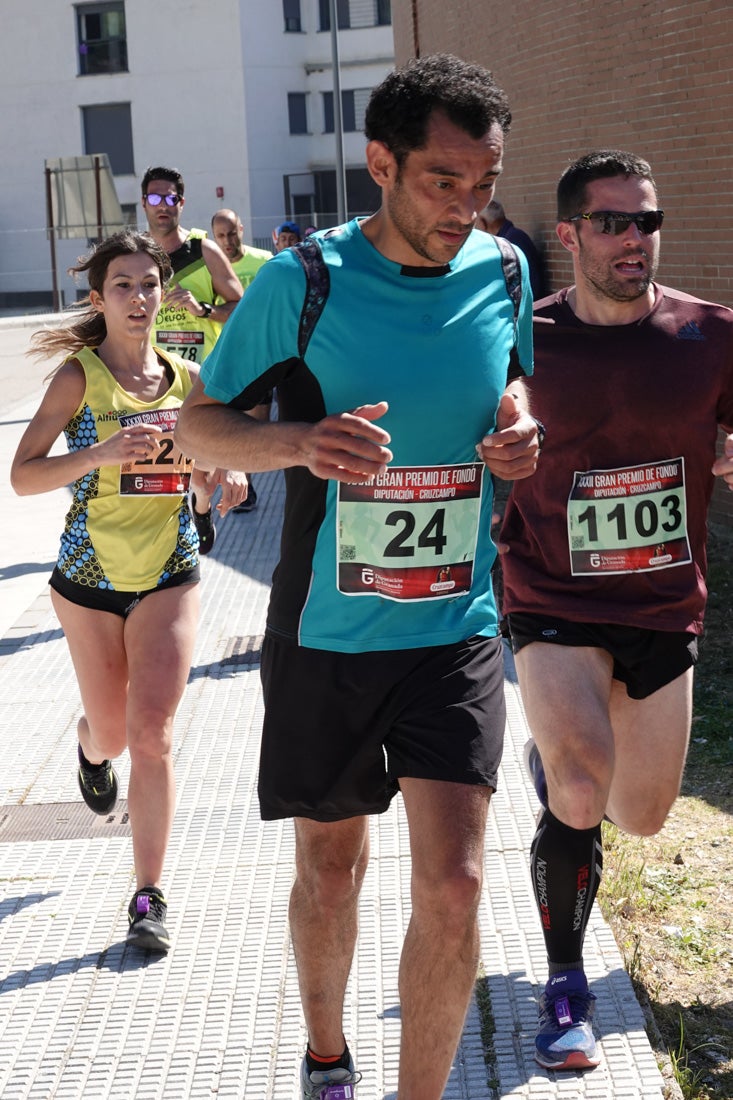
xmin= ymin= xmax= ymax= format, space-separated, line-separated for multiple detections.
xmin=199 ymin=301 xmax=213 ymax=318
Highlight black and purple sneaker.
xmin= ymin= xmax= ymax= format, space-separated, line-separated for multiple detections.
xmin=126 ymin=886 xmax=170 ymax=953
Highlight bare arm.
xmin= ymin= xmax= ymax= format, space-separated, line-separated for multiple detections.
xmin=11 ymin=360 xmax=162 ymax=496
xmin=183 ymin=363 xmax=248 ymax=511
xmin=476 ymin=378 xmax=541 ymax=481
xmin=202 ymin=238 xmax=243 ymax=322
xmin=175 ymin=376 xmax=393 ymax=483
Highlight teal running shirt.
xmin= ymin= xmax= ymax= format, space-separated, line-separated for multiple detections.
xmin=202 ymin=218 xmax=533 ymax=652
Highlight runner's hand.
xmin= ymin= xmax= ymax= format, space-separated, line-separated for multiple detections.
xmin=712 ymin=431 xmax=733 ymax=490
xmin=491 ymin=509 xmax=509 ymax=556
xmin=162 ymin=284 xmax=204 ymax=317
xmin=192 ymin=468 xmax=248 ymax=515
xmin=95 ymin=423 xmax=162 ymax=465
xmin=216 ymin=469 xmax=249 ymax=514
xmin=476 ymin=392 xmax=539 ymax=480
xmin=302 ymin=402 xmax=392 ymax=483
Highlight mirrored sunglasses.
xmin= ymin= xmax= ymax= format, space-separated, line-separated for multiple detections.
xmin=145 ymin=193 xmax=181 ymax=207
xmin=567 ymin=210 xmax=664 ymax=236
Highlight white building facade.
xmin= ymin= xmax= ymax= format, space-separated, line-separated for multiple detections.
xmin=0 ymin=0 xmax=394 ymax=310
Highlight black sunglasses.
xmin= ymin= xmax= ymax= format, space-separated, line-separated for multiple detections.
xmin=567 ymin=210 xmax=664 ymax=236
xmin=145 ymin=193 xmax=182 ymax=207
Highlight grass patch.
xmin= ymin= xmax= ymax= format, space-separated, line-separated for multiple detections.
xmin=474 ymin=971 xmax=500 ymax=1097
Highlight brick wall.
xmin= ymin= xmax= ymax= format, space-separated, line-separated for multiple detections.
xmin=393 ymin=0 xmax=733 ymax=306
xmin=394 ymin=0 xmax=733 ymax=528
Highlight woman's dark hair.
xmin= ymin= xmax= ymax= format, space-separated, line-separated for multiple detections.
xmin=30 ymin=230 xmax=171 ymax=362
xmin=364 ymin=54 xmax=511 ymax=169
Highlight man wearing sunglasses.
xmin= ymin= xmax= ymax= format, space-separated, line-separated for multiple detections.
xmin=141 ymin=166 xmax=242 ymax=367
xmin=141 ymin=166 xmax=244 ymax=553
xmin=499 ymin=149 xmax=733 ymax=1072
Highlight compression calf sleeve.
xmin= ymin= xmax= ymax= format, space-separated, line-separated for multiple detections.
xmin=530 ymin=808 xmax=603 ymax=973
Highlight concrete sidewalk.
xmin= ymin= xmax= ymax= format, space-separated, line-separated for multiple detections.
xmin=0 ymin=319 xmax=670 ymax=1098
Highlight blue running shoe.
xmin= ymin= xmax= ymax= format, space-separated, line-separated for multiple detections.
xmin=300 ymin=1054 xmax=361 ymax=1099
xmin=535 ymin=970 xmax=600 ymax=1070
xmin=523 ymin=738 xmax=548 ymax=808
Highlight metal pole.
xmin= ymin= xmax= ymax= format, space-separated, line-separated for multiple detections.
xmin=44 ymin=165 xmax=60 ymax=313
xmin=94 ymin=155 xmax=103 ymax=240
xmin=329 ymin=0 xmax=347 ymax=222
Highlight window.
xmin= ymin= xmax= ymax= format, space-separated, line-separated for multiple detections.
xmin=283 ymin=0 xmax=301 ymax=32
xmin=312 ymin=166 xmax=380 ymax=218
xmin=377 ymin=0 xmax=391 ymax=24
xmin=76 ymin=2 xmax=127 ymax=75
xmin=288 ymin=93 xmax=308 ymax=135
xmin=82 ymin=103 xmax=134 ymax=175
xmin=323 ymin=89 xmax=370 ymax=133
xmin=293 ymin=195 xmax=315 ymax=219
xmin=352 ymin=89 xmax=371 ymax=130
xmin=320 ymin=0 xmax=390 ymax=29
xmin=319 ymin=0 xmax=350 ymax=31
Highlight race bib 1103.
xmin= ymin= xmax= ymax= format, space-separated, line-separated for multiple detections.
xmin=567 ymin=457 xmax=691 ymax=574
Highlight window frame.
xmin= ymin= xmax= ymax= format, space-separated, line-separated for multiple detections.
xmin=76 ymin=1 xmax=128 ymax=76
xmin=283 ymin=0 xmax=302 ymax=32
xmin=288 ymin=92 xmax=308 ymax=135
xmin=319 ymin=0 xmax=351 ymax=31
xmin=81 ymin=102 xmax=134 ymax=175
xmin=323 ymin=89 xmax=357 ymax=134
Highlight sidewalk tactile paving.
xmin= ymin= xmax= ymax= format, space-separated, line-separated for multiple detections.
xmin=0 ymin=467 xmax=667 ymax=1098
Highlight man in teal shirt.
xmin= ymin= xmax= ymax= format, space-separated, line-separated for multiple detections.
xmin=178 ymin=54 xmax=541 ymax=1100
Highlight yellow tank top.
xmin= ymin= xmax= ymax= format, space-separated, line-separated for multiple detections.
xmin=57 ymin=346 xmax=198 ymax=591
xmin=231 ymin=246 xmax=272 ymax=289
xmin=154 ymin=230 xmax=222 ymax=363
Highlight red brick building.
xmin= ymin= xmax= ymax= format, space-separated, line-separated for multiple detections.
xmin=393 ymin=0 xmax=733 ymax=524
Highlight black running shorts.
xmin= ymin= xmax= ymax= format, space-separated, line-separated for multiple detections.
xmin=258 ymin=633 xmax=506 ymax=821
xmin=506 ymin=613 xmax=698 ymax=700
xmin=50 ymin=565 xmax=200 ymax=619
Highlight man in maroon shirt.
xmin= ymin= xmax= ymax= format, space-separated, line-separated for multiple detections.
xmin=500 ymin=150 xmax=733 ymax=1071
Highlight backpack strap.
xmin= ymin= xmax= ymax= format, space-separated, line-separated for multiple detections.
xmin=292 ymin=233 xmax=522 ymax=374
xmin=493 ymin=235 xmax=524 ymax=381
xmin=493 ymin=235 xmax=522 ymax=325
xmin=292 ymin=237 xmax=330 ymax=359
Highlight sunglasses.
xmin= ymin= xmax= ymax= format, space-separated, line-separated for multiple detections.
xmin=567 ymin=210 xmax=664 ymax=236
xmin=145 ymin=193 xmax=182 ymax=207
